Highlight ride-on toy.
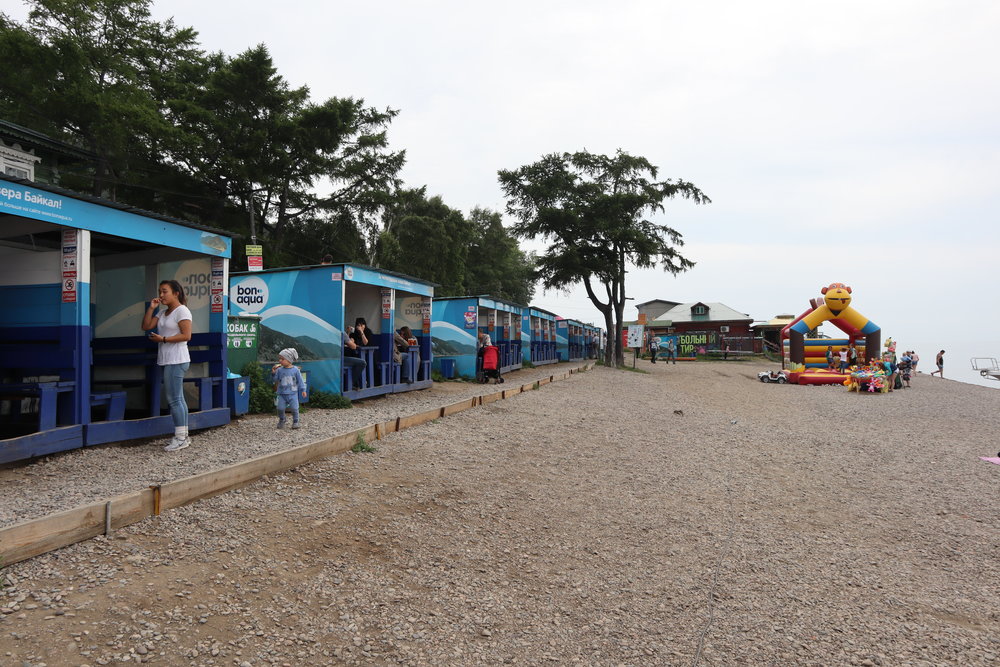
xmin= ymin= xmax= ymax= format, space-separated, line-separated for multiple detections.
xmin=758 ymin=370 xmax=788 ymax=384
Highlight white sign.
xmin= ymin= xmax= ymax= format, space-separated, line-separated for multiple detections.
xmin=627 ymin=325 xmax=645 ymax=348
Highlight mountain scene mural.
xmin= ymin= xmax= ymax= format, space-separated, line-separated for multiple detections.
xmin=431 ymin=320 xmax=477 ymax=356
xmin=259 ymin=325 xmax=342 ymax=362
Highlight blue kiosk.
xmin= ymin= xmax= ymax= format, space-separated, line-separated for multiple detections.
xmin=431 ymin=296 xmax=523 ymax=379
xmin=0 ymin=176 xmax=234 ymax=464
xmin=583 ymin=323 xmax=601 ymax=359
xmin=557 ymin=318 xmax=586 ymax=362
xmin=521 ymin=306 xmax=559 ymax=366
xmin=230 ymin=264 xmax=433 ymax=400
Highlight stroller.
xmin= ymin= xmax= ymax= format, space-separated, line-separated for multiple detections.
xmin=478 ymin=344 xmax=505 ymax=384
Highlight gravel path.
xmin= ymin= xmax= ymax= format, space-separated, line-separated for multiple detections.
xmin=0 ymin=364 xmax=582 ymax=529
xmin=2 ymin=360 xmax=999 ymax=666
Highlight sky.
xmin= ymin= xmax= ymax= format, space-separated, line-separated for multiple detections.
xmin=11 ymin=1 xmax=1000 ymax=388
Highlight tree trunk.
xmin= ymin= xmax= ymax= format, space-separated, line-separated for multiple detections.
xmin=602 ymin=309 xmax=615 ymax=366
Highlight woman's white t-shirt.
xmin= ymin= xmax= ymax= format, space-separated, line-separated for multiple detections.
xmin=156 ymin=305 xmax=192 ymax=365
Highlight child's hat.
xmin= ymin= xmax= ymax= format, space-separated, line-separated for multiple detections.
xmin=279 ymin=348 xmax=298 ymax=363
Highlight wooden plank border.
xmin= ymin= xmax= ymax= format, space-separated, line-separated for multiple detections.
xmin=0 ymin=364 xmax=593 ymax=566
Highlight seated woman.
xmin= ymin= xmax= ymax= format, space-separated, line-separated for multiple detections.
xmin=394 ymin=326 xmax=420 ymax=383
xmin=343 ymin=317 xmax=369 ymax=389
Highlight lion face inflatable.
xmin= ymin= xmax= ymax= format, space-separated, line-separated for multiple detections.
xmin=821 ymin=282 xmax=852 ymax=313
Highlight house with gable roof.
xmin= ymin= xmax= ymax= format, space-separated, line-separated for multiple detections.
xmin=628 ymin=300 xmax=755 ymax=358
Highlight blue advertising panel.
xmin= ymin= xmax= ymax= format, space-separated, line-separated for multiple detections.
xmin=431 ymin=297 xmax=479 ymax=378
xmin=230 ymin=270 xmax=344 ymax=394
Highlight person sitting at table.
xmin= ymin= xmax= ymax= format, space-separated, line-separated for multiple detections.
xmin=343 ymin=323 xmax=367 ymax=390
xmin=394 ymin=326 xmax=420 ymax=383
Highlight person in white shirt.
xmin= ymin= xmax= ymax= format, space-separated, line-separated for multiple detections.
xmin=141 ymin=280 xmax=193 ymax=451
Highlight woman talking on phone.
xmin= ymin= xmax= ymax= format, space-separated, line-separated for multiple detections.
xmin=141 ymin=280 xmax=193 ymax=452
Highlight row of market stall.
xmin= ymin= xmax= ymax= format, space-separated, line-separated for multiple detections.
xmin=0 ymin=175 xmax=603 ymax=464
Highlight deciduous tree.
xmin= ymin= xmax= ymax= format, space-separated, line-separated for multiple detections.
xmin=499 ymin=150 xmax=709 ymax=366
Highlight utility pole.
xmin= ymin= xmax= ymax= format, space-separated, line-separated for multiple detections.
xmin=248 ymin=189 xmax=257 ymax=244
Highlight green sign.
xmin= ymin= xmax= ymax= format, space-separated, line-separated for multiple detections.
xmin=228 ymin=319 xmax=258 ymax=349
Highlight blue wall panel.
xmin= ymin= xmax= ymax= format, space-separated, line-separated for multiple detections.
xmin=0 ymin=284 xmax=61 ymax=327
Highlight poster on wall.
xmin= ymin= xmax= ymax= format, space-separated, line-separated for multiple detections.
xmin=165 ymin=258 xmax=213 ymax=332
xmin=395 ymin=295 xmax=425 ymax=333
xmin=381 ymin=288 xmax=393 ymax=320
xmin=210 ymin=257 xmax=225 ymax=313
xmin=61 ymin=229 xmax=77 ymax=303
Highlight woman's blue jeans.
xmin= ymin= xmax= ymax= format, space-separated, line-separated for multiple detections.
xmin=163 ymin=362 xmax=190 ymax=427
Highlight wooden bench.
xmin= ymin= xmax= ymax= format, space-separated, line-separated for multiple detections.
xmin=89 ymin=390 xmax=127 ymax=422
xmin=0 ymin=343 xmax=79 ymax=432
xmin=91 ymin=333 xmax=227 ymax=417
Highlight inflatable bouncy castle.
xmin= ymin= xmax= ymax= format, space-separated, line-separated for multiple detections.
xmin=781 ymin=283 xmax=881 ymax=385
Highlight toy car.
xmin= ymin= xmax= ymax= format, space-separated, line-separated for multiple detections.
xmin=758 ymin=370 xmax=788 ymax=384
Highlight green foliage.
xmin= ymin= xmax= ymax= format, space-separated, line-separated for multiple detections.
xmin=0 ymin=0 xmax=202 ymax=196
xmin=431 ymin=369 xmax=446 ymax=382
xmin=377 ymin=192 xmax=536 ymax=301
xmin=0 ymin=1 xmax=405 ymax=269
xmin=376 ymin=189 xmax=471 ymax=293
xmin=0 ymin=0 xmax=543 ymax=300
xmin=351 ymin=432 xmax=375 ymax=453
xmin=240 ymin=362 xmax=276 ymax=414
xmin=498 ymin=150 xmax=709 ymax=365
xmin=307 ymin=390 xmax=352 ymax=410
xmin=464 ymin=207 xmax=536 ymax=304
xmin=522 ymin=360 xmax=535 ymax=368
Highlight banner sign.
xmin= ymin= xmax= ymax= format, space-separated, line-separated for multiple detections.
xmin=246 ymin=245 xmax=263 ymax=272
xmin=627 ymin=325 xmax=644 ymax=348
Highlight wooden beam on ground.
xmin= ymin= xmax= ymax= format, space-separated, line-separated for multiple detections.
xmin=0 ymin=488 xmax=152 ymax=565
xmin=158 ymin=430 xmax=360 ymax=511
xmin=442 ymin=397 xmax=477 ymax=417
xmin=480 ymin=391 xmax=503 ymax=405
xmin=396 ymin=407 xmax=442 ymax=431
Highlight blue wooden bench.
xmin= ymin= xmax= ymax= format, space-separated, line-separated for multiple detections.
xmin=87 ymin=333 xmax=230 ymax=443
xmin=0 ymin=343 xmax=79 ymax=432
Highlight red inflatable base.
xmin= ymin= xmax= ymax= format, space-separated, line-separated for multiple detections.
xmin=788 ymin=370 xmax=850 ymax=385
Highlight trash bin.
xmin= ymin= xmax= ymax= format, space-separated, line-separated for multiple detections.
xmin=440 ymin=358 xmax=456 ymax=379
xmin=227 ymin=315 xmax=261 ymax=374
xmin=227 ymin=376 xmax=250 ymax=417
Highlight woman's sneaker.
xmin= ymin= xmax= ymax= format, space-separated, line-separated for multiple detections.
xmin=164 ymin=437 xmax=191 ymax=452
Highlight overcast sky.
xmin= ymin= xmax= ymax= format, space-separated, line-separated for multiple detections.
xmin=11 ymin=1 xmax=1000 ymax=386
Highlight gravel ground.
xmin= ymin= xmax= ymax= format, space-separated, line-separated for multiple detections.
xmin=2 ymin=360 xmax=999 ymax=666
xmin=0 ymin=364 xmax=581 ymax=529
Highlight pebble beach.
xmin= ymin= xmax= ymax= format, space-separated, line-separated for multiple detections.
xmin=1 ymin=360 xmax=999 ymax=665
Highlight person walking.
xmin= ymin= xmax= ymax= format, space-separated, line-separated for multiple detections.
xmin=931 ymin=350 xmax=945 ymax=377
xmin=141 ymin=280 xmax=193 ymax=452
xmin=665 ymin=338 xmax=677 ymax=364
xmin=272 ymin=348 xmax=307 ymax=429
xmin=649 ymin=337 xmax=658 ymax=364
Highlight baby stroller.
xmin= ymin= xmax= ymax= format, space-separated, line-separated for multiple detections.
xmin=478 ymin=344 xmax=505 ymax=384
